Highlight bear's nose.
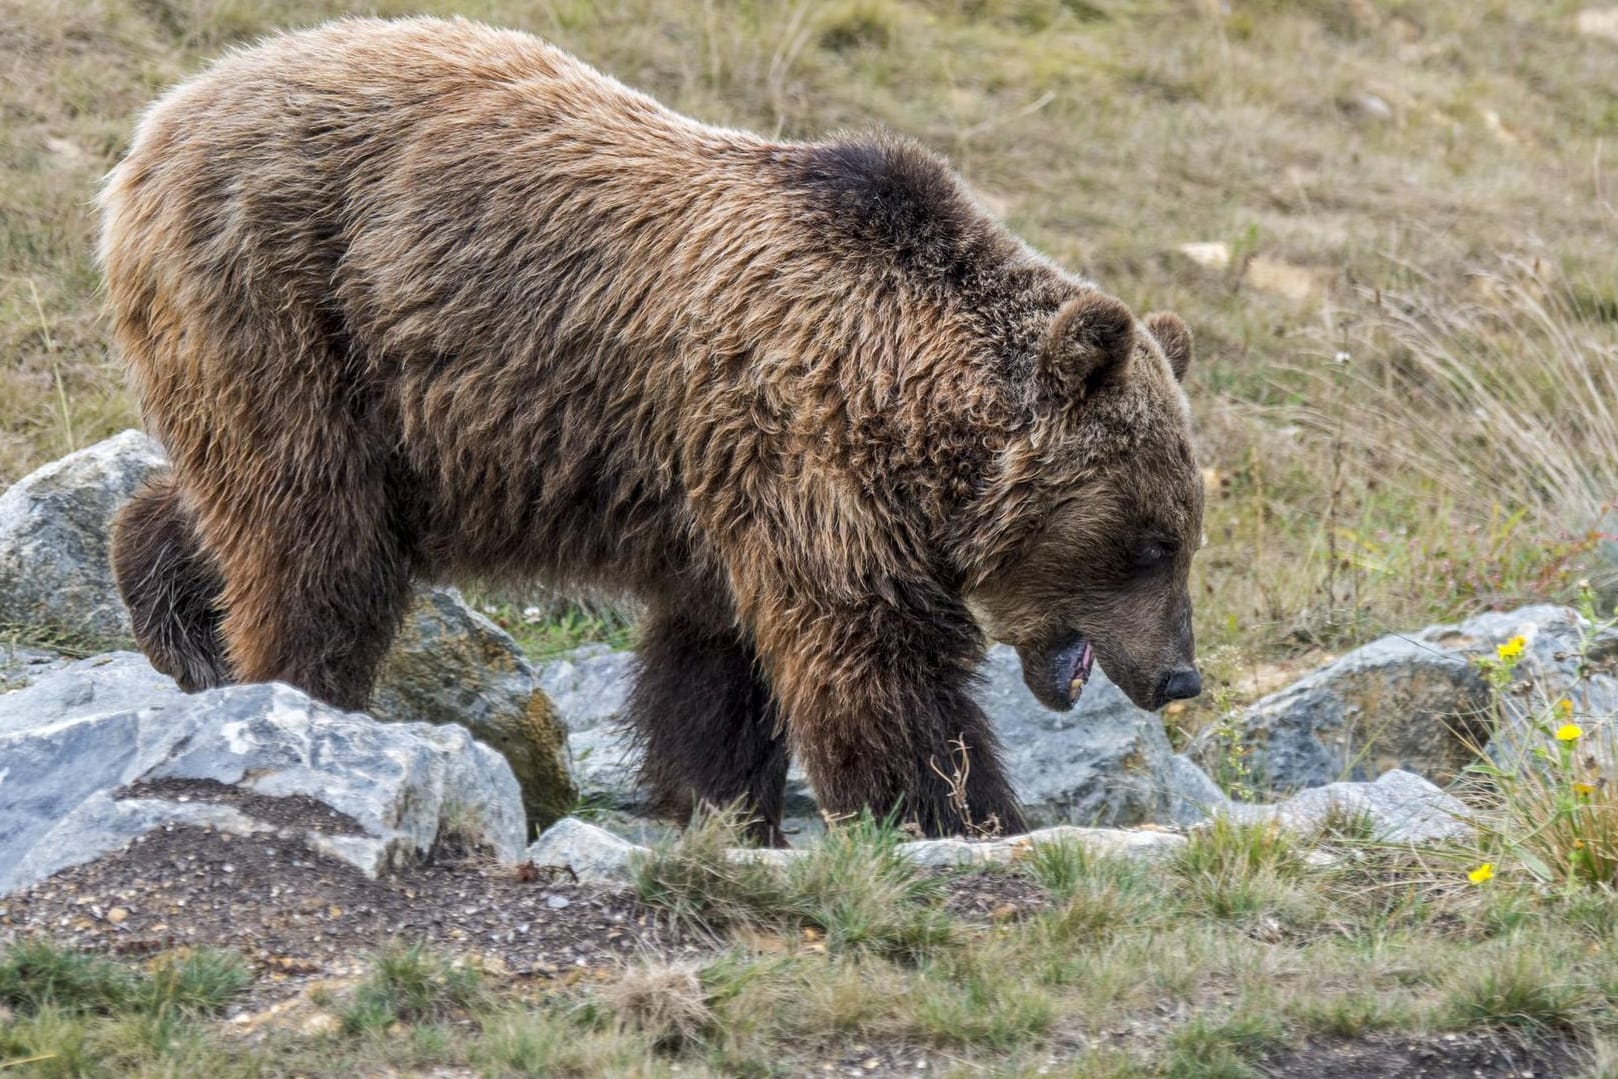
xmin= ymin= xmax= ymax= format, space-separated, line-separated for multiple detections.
xmin=1160 ymin=667 xmax=1202 ymax=702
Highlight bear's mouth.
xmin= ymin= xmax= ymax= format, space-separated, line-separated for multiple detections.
xmin=1055 ymin=637 xmax=1095 ymax=705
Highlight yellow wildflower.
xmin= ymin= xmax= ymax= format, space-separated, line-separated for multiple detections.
xmin=1496 ymin=636 xmax=1526 ymax=660
xmin=1574 ymin=839 xmax=1586 ymax=850
xmin=1556 ymin=723 xmax=1584 ymax=742
xmin=1574 ymin=782 xmax=1596 ymax=797
xmin=1557 ymin=698 xmax=1575 ymax=719
xmin=1468 ymin=863 xmax=1495 ymax=884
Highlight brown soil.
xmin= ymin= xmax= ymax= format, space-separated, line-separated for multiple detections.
xmin=0 ymin=823 xmax=711 ymax=995
xmin=115 ymin=777 xmax=367 ymax=835
xmin=1259 ymin=1031 xmax=1585 ymax=1078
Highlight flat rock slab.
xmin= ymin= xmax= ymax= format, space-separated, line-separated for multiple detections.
xmin=1225 ymin=769 xmax=1471 ymax=844
xmin=0 ymin=654 xmax=527 ymax=896
xmin=526 ymin=816 xmax=1188 ymax=884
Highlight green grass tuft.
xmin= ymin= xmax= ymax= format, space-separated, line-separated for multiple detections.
xmin=339 ymin=942 xmax=488 ymax=1033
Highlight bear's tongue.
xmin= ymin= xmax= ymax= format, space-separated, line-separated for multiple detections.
xmin=1067 ymin=642 xmax=1095 ymax=704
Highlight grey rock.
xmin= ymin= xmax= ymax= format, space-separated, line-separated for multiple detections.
xmin=536 ymin=644 xmax=636 ymax=732
xmin=560 ymin=819 xmax=1187 ymax=883
xmin=0 ymin=431 xmax=163 ymax=650
xmin=1192 ymin=633 xmax=1491 ymax=793
xmin=374 ymin=586 xmax=576 ymax=831
xmin=1166 ymin=753 xmax=1232 ymax=821
xmin=729 ymin=824 xmax=1191 ymax=879
xmin=566 ymin=725 xmax=647 ymax=811
xmin=1422 ymin=606 xmax=1618 ymax=777
xmin=551 ymin=645 xmax=816 ymax=816
xmin=0 ymin=655 xmax=527 ymax=895
xmin=1224 ymin=769 xmax=1471 ymax=844
xmin=0 ymin=645 xmax=68 ymax=691
xmin=1196 ymin=604 xmax=1618 ymax=796
xmin=897 ymin=825 xmax=1189 ymax=868
xmin=549 ymin=641 xmax=1214 ymax=829
xmin=0 ymin=434 xmax=574 ymax=831
xmin=527 ymin=816 xmax=644 ymax=883
xmin=1595 ymin=508 xmax=1618 ymax=609
xmin=982 ymin=645 xmax=1193 ymax=827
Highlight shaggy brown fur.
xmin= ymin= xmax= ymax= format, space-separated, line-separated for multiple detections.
xmin=102 ymin=17 xmax=1206 ymax=840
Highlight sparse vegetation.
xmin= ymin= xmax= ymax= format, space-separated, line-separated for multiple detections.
xmin=1452 ymin=590 xmax=1618 ymax=890
xmin=4 ymin=822 xmax=1618 ymax=1074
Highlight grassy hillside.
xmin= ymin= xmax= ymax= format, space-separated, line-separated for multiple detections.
xmin=4 ymin=0 xmax=1616 ymax=689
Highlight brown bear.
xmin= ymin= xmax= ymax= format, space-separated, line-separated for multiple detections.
xmin=102 ymin=16 xmax=1205 ymax=843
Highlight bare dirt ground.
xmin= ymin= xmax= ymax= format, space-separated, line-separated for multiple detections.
xmin=0 ymin=823 xmax=709 ymax=996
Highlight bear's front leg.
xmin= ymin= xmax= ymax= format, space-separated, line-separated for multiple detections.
xmin=755 ymin=595 xmax=1026 ymax=838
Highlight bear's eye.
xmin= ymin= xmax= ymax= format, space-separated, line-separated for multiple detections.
xmin=1130 ymin=539 xmax=1176 ymax=569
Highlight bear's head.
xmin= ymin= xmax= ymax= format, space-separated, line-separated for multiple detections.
xmin=965 ymin=291 xmax=1204 ymax=713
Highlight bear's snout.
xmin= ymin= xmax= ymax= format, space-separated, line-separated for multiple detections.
xmin=1158 ymin=667 xmax=1202 ymax=703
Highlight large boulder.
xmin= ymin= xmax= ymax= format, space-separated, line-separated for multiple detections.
xmin=535 ymin=643 xmax=635 ymax=733
xmin=1190 ymin=635 xmax=1491 ymax=792
xmin=0 ymin=432 xmax=575 ymax=832
xmin=375 ymin=587 xmax=576 ymax=831
xmin=980 ymin=645 xmax=1218 ymax=827
xmin=0 ymin=653 xmax=526 ymax=895
xmin=540 ymin=642 xmax=1224 ymax=829
xmin=1194 ymin=605 xmax=1618 ymax=793
xmin=0 ymin=431 xmax=163 ymax=649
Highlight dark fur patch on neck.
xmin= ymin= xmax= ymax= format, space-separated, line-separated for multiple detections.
xmin=787 ymin=137 xmax=988 ymax=281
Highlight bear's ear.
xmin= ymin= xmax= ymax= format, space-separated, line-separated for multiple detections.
xmin=1039 ymin=291 xmax=1135 ymax=401
xmin=1145 ymin=311 xmax=1194 ymax=382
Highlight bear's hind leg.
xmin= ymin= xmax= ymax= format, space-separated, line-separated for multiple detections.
xmin=111 ymin=471 xmax=231 ymax=692
xmin=197 ymin=435 xmax=415 ymax=713
xmin=631 ymin=604 xmax=789 ymax=846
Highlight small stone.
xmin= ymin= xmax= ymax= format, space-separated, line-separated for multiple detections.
xmin=106 ymin=907 xmax=128 ymax=924
xmin=545 ymin=894 xmax=571 ymax=909
xmin=1177 ymin=242 xmax=1231 ymax=270
xmin=1578 ymin=8 xmax=1618 ymax=43
xmin=1244 ymin=256 xmax=1328 ymax=302
xmin=527 ymin=817 xmax=646 ymax=883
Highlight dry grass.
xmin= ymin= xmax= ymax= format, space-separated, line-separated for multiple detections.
xmin=4 ymin=0 xmax=1616 ymax=674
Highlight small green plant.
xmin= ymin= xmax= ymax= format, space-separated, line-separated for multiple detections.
xmin=783 ymin=814 xmax=952 ymax=961
xmin=1173 ymin=817 xmax=1310 ymax=922
xmin=634 ymin=809 xmax=953 ymax=961
xmin=1442 ymin=946 xmax=1593 ymax=1033
xmin=0 ymin=940 xmax=141 ymax=1016
xmin=631 ymin=808 xmax=791 ymax=931
xmin=340 ymin=942 xmax=488 ymax=1033
xmin=1163 ymin=1010 xmax=1286 ymax=1079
